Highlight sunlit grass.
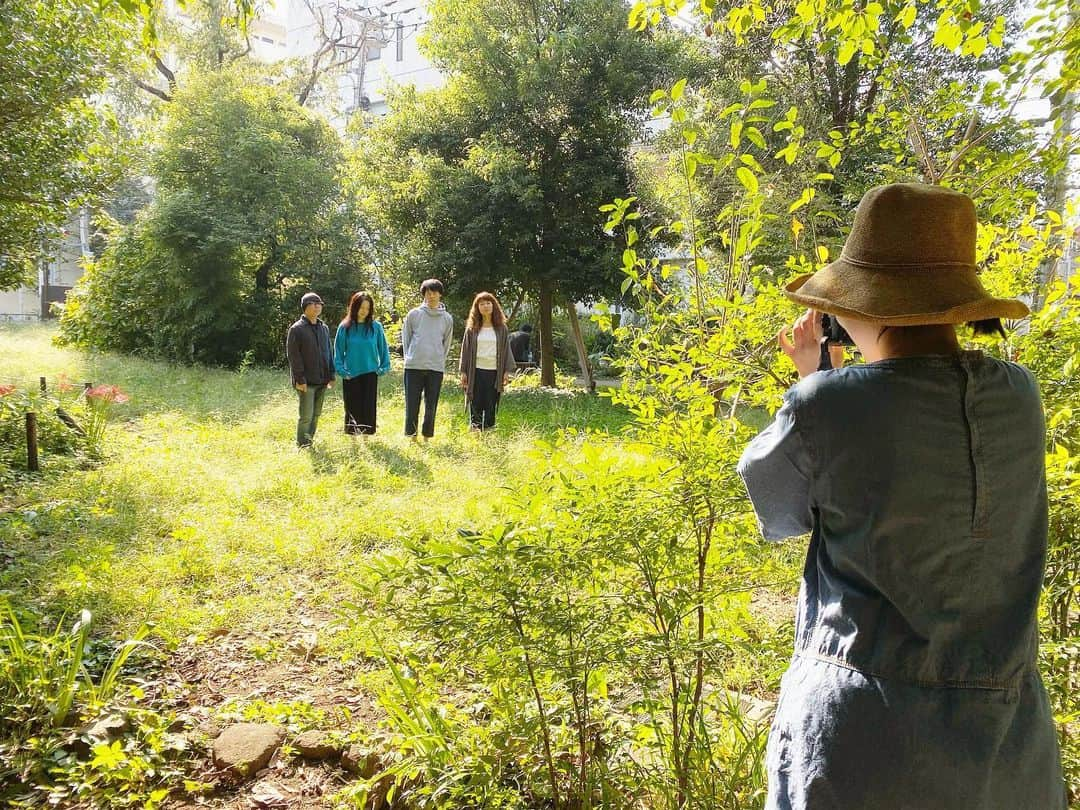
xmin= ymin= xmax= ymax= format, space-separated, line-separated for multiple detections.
xmin=0 ymin=323 xmax=629 ymax=641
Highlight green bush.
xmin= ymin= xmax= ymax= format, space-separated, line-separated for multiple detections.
xmin=360 ymin=430 xmax=780 ymax=810
xmin=0 ymin=384 xmax=93 ymax=488
xmin=58 ymin=67 xmax=368 ymax=367
xmin=1017 ymin=280 xmax=1080 ymax=800
xmin=0 ymin=602 xmax=181 ymax=809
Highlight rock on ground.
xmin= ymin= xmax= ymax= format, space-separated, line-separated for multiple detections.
xmin=292 ymin=730 xmax=339 ymax=760
xmin=212 ymin=723 xmax=286 ymax=778
xmin=340 ymin=744 xmax=382 ymax=779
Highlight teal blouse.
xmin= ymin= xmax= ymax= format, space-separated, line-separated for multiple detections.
xmin=334 ymin=320 xmax=391 ymax=379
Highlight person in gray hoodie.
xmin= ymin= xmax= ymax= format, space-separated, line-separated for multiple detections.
xmin=401 ymin=278 xmax=454 ymax=438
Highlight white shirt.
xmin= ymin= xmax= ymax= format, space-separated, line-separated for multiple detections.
xmin=476 ymin=327 xmax=498 ymax=370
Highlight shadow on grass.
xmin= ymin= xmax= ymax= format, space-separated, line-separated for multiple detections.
xmin=499 ymin=389 xmax=632 ymax=435
xmin=0 ymin=470 xmax=168 ymax=626
xmin=306 ymin=444 xmax=341 ymax=475
xmin=6 ymin=324 xmax=631 ymax=435
xmin=363 ymin=441 xmax=433 ymax=483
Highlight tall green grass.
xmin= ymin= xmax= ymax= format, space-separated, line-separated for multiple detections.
xmin=0 ymin=323 xmax=629 ymax=642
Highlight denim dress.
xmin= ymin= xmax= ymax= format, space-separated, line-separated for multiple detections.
xmin=737 ymin=351 xmax=1066 ymax=810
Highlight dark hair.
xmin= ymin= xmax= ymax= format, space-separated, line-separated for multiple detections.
xmin=967 ymin=318 xmax=1006 ymax=338
xmin=877 ymin=318 xmax=1007 ymax=340
xmin=342 ymin=291 xmax=375 ymax=333
xmin=420 ymin=278 xmax=444 ymax=296
xmin=466 ymin=292 xmax=506 ymax=331
xmin=519 ymin=323 xmax=533 ymax=333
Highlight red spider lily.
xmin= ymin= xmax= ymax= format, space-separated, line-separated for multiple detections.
xmin=85 ymin=384 xmax=130 ymax=404
xmin=0 ymin=384 xmax=15 ymax=397
xmin=57 ymin=373 xmax=75 ymax=393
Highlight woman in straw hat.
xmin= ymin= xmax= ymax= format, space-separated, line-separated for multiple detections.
xmin=738 ymin=183 xmax=1065 ymax=809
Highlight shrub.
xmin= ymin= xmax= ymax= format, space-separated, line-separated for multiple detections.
xmin=0 ymin=602 xmax=182 ymax=809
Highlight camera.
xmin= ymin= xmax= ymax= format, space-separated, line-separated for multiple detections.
xmin=821 ymin=313 xmax=853 ymax=345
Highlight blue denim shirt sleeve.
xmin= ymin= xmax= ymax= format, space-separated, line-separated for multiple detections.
xmin=737 ymin=389 xmax=813 ymax=542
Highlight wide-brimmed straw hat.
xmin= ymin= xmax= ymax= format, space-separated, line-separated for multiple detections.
xmin=785 ymin=183 xmax=1029 ymax=325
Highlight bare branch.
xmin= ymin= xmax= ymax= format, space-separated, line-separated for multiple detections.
xmin=151 ymin=51 xmax=177 ymax=90
xmin=297 ymin=0 xmax=396 ymax=107
xmin=133 ymin=76 xmax=173 ymax=102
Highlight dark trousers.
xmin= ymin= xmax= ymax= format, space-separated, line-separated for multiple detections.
xmin=403 ymin=369 xmax=443 ymax=437
xmin=343 ymin=372 xmax=378 ymax=435
xmin=469 ymin=369 xmax=501 ymax=429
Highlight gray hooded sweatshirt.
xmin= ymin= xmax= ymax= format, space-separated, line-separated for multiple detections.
xmin=402 ymin=303 xmax=453 ymax=372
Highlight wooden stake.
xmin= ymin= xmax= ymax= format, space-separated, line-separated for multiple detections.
xmin=565 ymin=301 xmax=595 ymax=393
xmin=26 ymin=413 xmax=39 ymax=472
xmin=40 ymin=376 xmax=47 ymax=392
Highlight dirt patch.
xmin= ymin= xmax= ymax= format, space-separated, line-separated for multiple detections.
xmin=749 ymin=586 xmax=796 ymax=628
xmin=160 ymin=609 xmax=385 ymax=808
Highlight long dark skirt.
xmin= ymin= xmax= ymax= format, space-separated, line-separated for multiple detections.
xmin=469 ymin=369 xmax=501 ymax=429
xmin=343 ymin=372 xmax=378 ymax=434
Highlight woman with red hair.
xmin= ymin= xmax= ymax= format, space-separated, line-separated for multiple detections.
xmin=458 ymin=292 xmax=517 ymax=430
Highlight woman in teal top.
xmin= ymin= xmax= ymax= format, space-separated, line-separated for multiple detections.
xmin=334 ymin=291 xmax=391 ymax=435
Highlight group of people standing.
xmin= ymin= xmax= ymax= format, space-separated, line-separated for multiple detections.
xmin=285 ymin=279 xmax=522 ymax=447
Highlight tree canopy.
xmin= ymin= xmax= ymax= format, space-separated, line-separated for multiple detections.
xmin=0 ymin=0 xmax=136 ymax=290
xmin=59 ymin=68 xmax=366 ymax=365
xmin=351 ymin=0 xmax=694 ymax=384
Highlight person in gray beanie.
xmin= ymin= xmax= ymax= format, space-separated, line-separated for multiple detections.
xmin=286 ymin=292 xmax=335 ymax=447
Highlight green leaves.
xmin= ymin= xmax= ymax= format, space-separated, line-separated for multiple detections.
xmin=60 ymin=67 xmax=360 ymax=366
xmin=837 ymin=39 xmax=858 ymax=66
xmin=0 ymin=0 xmax=134 ymax=290
xmin=788 ymin=187 xmax=815 ymax=213
xmin=895 ymin=4 xmax=917 ymax=29
xmin=736 ymin=166 xmax=759 ymax=194
xmin=730 ymin=120 xmax=744 ymax=149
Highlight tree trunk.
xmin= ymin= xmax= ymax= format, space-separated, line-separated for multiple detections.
xmin=506 ymin=288 xmax=526 ymax=324
xmin=1035 ymin=1 xmax=1076 ymax=310
xmin=538 ymin=279 xmax=556 ymax=386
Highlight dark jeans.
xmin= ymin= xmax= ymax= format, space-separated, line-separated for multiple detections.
xmin=403 ymin=369 xmax=443 ymax=437
xmin=296 ymin=383 xmax=328 ymax=447
xmin=469 ymin=369 xmax=501 ymax=429
xmin=343 ymin=372 xmax=378 ymax=434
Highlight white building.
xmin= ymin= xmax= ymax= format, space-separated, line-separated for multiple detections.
xmin=0 ymin=211 xmax=92 ymax=322
xmin=284 ymin=0 xmax=442 ymax=123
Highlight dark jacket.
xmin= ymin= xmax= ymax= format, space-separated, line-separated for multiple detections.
xmin=509 ymin=330 xmax=533 ymax=363
xmin=459 ymin=324 xmax=516 ymax=398
xmin=287 ymin=317 xmax=335 ymax=386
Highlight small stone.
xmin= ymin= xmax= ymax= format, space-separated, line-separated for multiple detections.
xmin=212 ymin=723 xmax=286 ymax=778
xmin=82 ymin=713 xmax=128 ymax=740
xmin=197 ymin=721 xmax=222 ymax=739
xmin=292 ymin=730 xmax=339 ymax=760
xmin=340 ymin=744 xmax=381 ymax=779
xmin=723 ymin=689 xmax=776 ymax=726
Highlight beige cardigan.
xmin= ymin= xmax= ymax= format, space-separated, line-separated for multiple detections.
xmin=459 ymin=324 xmax=516 ymax=398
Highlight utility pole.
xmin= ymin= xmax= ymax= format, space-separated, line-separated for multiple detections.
xmin=39 ymin=236 xmax=50 ymax=321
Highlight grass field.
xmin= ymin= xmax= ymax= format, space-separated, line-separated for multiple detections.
xmin=0 ymin=323 xmax=801 ymax=809
xmin=0 ymin=323 xmax=632 ymax=641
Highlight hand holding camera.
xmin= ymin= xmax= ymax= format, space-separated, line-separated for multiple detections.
xmin=779 ymin=308 xmax=848 ymax=378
